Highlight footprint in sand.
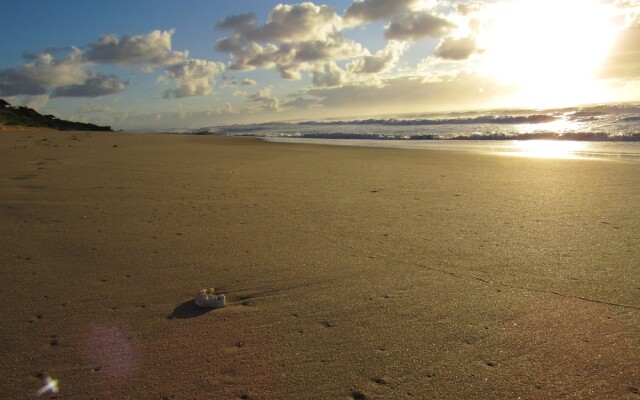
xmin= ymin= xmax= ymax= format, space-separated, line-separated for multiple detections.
xmin=350 ymin=390 xmax=371 ymax=400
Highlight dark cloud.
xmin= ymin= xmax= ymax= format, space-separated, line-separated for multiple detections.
xmin=384 ymin=12 xmax=455 ymax=41
xmin=283 ymin=95 xmax=320 ymax=109
xmin=0 ymin=68 xmax=49 ymax=96
xmin=344 ymin=0 xmax=419 ymax=24
xmin=434 ymin=36 xmax=476 ymax=60
xmin=86 ymin=29 xmax=187 ymax=67
xmin=51 ymin=73 xmax=128 ymax=97
xmin=214 ymin=13 xmax=257 ymax=31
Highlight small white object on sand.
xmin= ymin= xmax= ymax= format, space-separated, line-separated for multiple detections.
xmin=195 ymin=288 xmax=225 ymax=308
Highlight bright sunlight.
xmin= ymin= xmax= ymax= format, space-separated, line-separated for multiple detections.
xmin=478 ymin=0 xmax=619 ymax=108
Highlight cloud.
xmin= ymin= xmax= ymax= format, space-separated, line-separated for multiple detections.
xmin=215 ymin=3 xmax=366 ymax=79
xmin=253 ymin=3 xmax=341 ymax=42
xmin=221 ymin=33 xmax=366 ymax=79
xmin=347 ymin=41 xmax=409 ymax=73
xmin=0 ymin=48 xmax=88 ymax=96
xmin=162 ymin=59 xmax=225 ymax=98
xmin=304 ymin=73 xmax=509 ymax=113
xmin=2 ymin=95 xmax=50 ymax=110
xmin=283 ymin=95 xmax=320 ymax=109
xmin=599 ymin=13 xmax=640 ymax=79
xmin=86 ymin=29 xmax=187 ymax=67
xmin=216 ymin=3 xmax=341 ymax=43
xmin=51 ymin=73 xmax=129 ymax=97
xmin=434 ymin=36 xmax=476 ymax=60
xmin=384 ymin=11 xmax=455 ymax=41
xmin=454 ymin=1 xmax=487 ymax=16
xmin=344 ymin=0 xmax=420 ymax=24
xmin=215 ymin=13 xmax=257 ymax=32
xmin=241 ymin=78 xmax=257 ymax=86
xmin=247 ymin=87 xmax=280 ymax=111
xmin=311 ymin=62 xmax=348 ymax=87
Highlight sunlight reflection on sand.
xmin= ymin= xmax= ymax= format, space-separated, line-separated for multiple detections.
xmin=508 ymin=140 xmax=591 ymax=159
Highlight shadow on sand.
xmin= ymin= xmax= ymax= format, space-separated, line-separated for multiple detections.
xmin=168 ymin=300 xmax=213 ymax=319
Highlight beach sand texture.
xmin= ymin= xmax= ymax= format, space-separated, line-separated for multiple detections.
xmin=1 ymin=130 xmax=639 ymax=399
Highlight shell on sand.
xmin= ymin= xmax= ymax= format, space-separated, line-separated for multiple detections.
xmin=194 ymin=288 xmax=225 ymax=308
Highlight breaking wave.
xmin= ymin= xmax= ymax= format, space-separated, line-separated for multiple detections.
xmin=191 ymin=103 xmax=640 ymax=142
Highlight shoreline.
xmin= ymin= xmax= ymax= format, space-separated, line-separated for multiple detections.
xmin=1 ymin=130 xmax=638 ymax=399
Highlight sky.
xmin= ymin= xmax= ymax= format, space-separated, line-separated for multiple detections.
xmin=1 ymin=0 xmax=639 ymax=130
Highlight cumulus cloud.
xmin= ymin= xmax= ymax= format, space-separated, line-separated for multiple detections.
xmin=0 ymin=48 xmax=88 ymax=96
xmin=220 ymin=33 xmax=366 ymax=79
xmin=347 ymin=41 xmax=409 ymax=73
xmin=241 ymin=78 xmax=257 ymax=86
xmin=344 ymin=0 xmax=421 ymax=24
xmin=86 ymin=29 xmax=187 ymax=67
xmin=162 ymin=59 xmax=225 ymax=98
xmin=384 ymin=12 xmax=455 ymax=41
xmin=247 ymin=87 xmax=280 ymax=111
xmin=434 ymin=36 xmax=476 ymax=60
xmin=51 ymin=73 xmax=129 ymax=97
xmin=311 ymin=62 xmax=348 ymax=87
xmin=216 ymin=3 xmax=341 ymax=43
xmin=215 ymin=3 xmax=366 ymax=79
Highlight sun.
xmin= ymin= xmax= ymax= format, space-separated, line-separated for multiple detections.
xmin=477 ymin=0 xmax=619 ymax=108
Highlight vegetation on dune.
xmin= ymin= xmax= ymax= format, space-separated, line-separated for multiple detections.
xmin=0 ymin=99 xmax=112 ymax=131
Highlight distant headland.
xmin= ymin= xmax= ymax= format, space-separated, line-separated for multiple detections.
xmin=0 ymin=99 xmax=112 ymax=131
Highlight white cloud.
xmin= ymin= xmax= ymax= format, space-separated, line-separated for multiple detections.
xmin=241 ymin=78 xmax=257 ymax=86
xmin=215 ymin=3 xmax=367 ymax=79
xmin=247 ymin=87 xmax=280 ymax=111
xmin=0 ymin=48 xmax=88 ymax=96
xmin=454 ymin=1 xmax=487 ymax=16
xmin=221 ymin=33 xmax=366 ymax=79
xmin=347 ymin=41 xmax=409 ymax=73
xmin=384 ymin=11 xmax=455 ymax=41
xmin=162 ymin=59 xmax=225 ymax=98
xmin=311 ymin=62 xmax=348 ymax=87
xmin=86 ymin=29 xmax=187 ymax=67
xmin=216 ymin=3 xmax=341 ymax=43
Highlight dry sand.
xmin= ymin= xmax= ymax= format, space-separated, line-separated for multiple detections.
xmin=1 ymin=130 xmax=639 ymax=399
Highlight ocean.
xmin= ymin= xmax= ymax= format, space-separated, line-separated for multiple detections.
xmin=180 ymin=103 xmax=640 ymax=159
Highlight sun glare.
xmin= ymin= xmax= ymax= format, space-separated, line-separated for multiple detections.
xmin=479 ymin=0 xmax=619 ymax=108
xmin=511 ymin=140 xmax=591 ymax=159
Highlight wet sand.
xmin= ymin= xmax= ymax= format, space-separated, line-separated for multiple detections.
xmin=1 ymin=130 xmax=639 ymax=399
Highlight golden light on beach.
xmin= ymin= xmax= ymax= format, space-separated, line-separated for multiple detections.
xmin=511 ymin=140 xmax=590 ymax=159
xmin=480 ymin=0 xmax=619 ymax=108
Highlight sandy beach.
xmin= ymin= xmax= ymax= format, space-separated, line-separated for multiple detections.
xmin=1 ymin=130 xmax=638 ymax=399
